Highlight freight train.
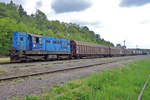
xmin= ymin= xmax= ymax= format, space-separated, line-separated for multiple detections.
xmin=10 ymin=32 xmax=143 ymax=62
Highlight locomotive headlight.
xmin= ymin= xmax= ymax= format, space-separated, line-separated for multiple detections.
xmin=33 ymin=44 xmax=36 ymax=47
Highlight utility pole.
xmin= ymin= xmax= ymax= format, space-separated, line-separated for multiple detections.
xmin=136 ymin=45 xmax=138 ymax=49
xmin=123 ymin=40 xmax=126 ymax=48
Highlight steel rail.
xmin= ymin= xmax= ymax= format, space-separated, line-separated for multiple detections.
xmin=0 ymin=60 xmax=118 ymax=82
xmin=137 ymin=75 xmax=150 ymax=100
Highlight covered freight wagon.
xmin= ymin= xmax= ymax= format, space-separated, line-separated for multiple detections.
xmin=109 ymin=47 xmax=124 ymax=56
xmin=71 ymin=40 xmax=110 ymax=58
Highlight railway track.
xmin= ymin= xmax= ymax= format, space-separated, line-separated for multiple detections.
xmin=0 ymin=62 xmax=15 ymax=65
xmin=0 ymin=55 xmax=147 ymax=82
xmin=0 ymin=61 xmax=37 ymax=65
xmin=0 ymin=59 xmax=69 ymax=65
xmin=0 ymin=57 xmax=98 ymax=65
xmin=0 ymin=59 xmax=119 ymax=82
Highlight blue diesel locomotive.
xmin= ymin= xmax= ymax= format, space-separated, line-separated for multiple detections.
xmin=10 ymin=32 xmax=71 ymax=62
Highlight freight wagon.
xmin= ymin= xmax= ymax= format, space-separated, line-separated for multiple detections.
xmin=71 ymin=40 xmax=110 ymax=58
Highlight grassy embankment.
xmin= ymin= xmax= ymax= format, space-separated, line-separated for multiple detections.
xmin=15 ymin=58 xmax=150 ymax=100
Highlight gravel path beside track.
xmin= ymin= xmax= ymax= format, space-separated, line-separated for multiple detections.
xmin=0 ymin=55 xmax=149 ymax=100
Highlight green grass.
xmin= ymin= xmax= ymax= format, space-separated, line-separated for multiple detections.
xmin=0 ymin=57 xmax=10 ymax=63
xmin=15 ymin=58 xmax=150 ymax=100
xmin=142 ymin=75 xmax=150 ymax=100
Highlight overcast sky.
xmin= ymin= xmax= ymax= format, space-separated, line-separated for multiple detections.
xmin=1 ymin=0 xmax=150 ymax=49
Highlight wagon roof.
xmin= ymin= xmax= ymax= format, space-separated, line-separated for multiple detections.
xmin=73 ymin=40 xmax=109 ymax=48
xmin=110 ymin=46 xmax=123 ymax=50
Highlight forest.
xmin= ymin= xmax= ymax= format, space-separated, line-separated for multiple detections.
xmin=0 ymin=1 xmax=114 ymax=55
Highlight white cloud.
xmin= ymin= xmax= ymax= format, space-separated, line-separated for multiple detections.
xmin=51 ymin=0 xmax=92 ymax=13
xmin=23 ymin=0 xmax=38 ymax=14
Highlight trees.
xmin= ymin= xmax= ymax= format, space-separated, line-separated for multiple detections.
xmin=95 ymin=34 xmax=100 ymax=40
xmin=0 ymin=18 xmax=17 ymax=55
xmin=18 ymin=5 xmax=27 ymax=17
xmin=34 ymin=10 xmax=48 ymax=31
xmin=116 ymin=44 xmax=121 ymax=47
xmin=35 ymin=9 xmax=47 ymax=20
xmin=0 ymin=2 xmax=114 ymax=55
xmin=10 ymin=0 xmax=13 ymax=5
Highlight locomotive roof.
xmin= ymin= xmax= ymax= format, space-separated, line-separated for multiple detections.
xmin=30 ymin=34 xmax=43 ymax=37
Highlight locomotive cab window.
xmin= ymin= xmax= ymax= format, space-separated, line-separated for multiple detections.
xmin=46 ymin=40 xmax=50 ymax=43
xmin=33 ymin=37 xmax=42 ymax=44
xmin=36 ymin=37 xmax=39 ymax=43
xmin=53 ymin=41 xmax=56 ymax=44
xmin=20 ymin=37 xmax=23 ymax=41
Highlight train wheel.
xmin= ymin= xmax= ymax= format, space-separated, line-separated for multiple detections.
xmin=10 ymin=56 xmax=21 ymax=63
xmin=44 ymin=55 xmax=48 ymax=60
